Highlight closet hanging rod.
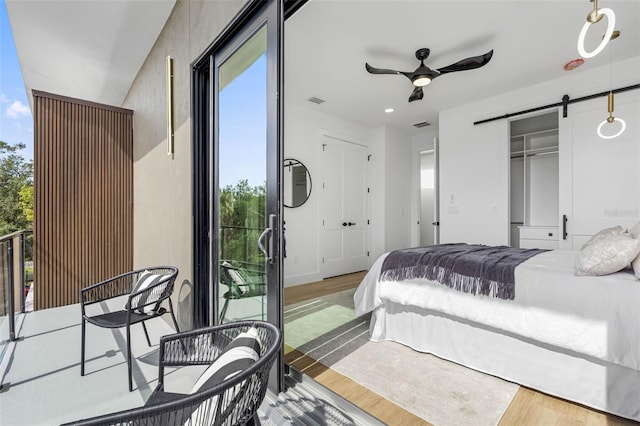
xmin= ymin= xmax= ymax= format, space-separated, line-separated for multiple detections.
xmin=473 ymin=83 xmax=640 ymax=126
xmin=527 ymin=151 xmax=559 ymax=157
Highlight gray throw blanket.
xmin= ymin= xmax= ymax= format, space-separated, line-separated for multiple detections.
xmin=380 ymin=243 xmax=548 ymax=300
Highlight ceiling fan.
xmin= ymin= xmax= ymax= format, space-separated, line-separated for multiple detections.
xmin=365 ymin=48 xmax=494 ymax=102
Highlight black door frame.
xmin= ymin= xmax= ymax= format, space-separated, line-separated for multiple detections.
xmin=192 ymin=0 xmax=306 ymax=327
xmin=193 ymin=0 xmax=312 ymax=393
xmin=193 ymin=0 xmax=267 ymax=330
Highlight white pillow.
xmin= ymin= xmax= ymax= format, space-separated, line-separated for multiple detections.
xmin=187 ymin=328 xmax=261 ymax=425
xmin=221 ymin=261 xmax=247 ymax=295
xmin=632 ymin=253 xmax=640 ymax=280
xmin=127 ymin=270 xmax=169 ymax=314
xmin=631 ymin=228 xmax=640 ymax=279
xmin=575 ymin=234 xmax=640 ymax=276
xmin=190 ymin=327 xmax=260 ymax=393
xmin=581 ymin=225 xmax=626 ymax=250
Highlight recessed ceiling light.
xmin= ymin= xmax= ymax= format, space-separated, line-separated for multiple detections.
xmin=385 ymin=108 xmax=394 ymax=113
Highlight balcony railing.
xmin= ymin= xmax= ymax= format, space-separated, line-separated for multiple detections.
xmin=0 ymin=230 xmax=32 ymax=376
xmin=220 ymin=224 xmax=265 ymax=266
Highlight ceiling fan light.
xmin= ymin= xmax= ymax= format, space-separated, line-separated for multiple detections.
xmin=412 ymin=76 xmax=431 ymax=87
xmin=577 ymin=7 xmax=615 ymax=58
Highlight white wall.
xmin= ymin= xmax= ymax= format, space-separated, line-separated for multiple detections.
xmin=284 ymin=103 xmax=376 ymax=286
xmin=439 ymin=113 xmax=509 ymax=245
xmin=382 ymin=126 xmax=412 ymax=252
xmin=368 ymin=126 xmax=387 ymax=263
xmin=283 ymin=102 xmax=417 ymax=286
xmin=439 ymin=56 xmax=640 ymax=246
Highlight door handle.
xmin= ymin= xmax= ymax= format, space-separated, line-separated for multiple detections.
xmin=342 ymin=222 xmax=348 ymax=227
xmin=562 ymin=214 xmax=568 ymax=240
xmin=258 ymin=213 xmax=276 ymax=264
xmin=257 ymin=227 xmax=272 ymax=261
xmin=268 ymin=213 xmax=276 ymax=264
xmin=348 ymin=222 xmax=356 ymax=226
xmin=432 ymin=221 xmax=440 ymax=226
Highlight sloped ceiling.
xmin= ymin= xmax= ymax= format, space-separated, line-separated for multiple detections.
xmin=6 ymin=0 xmax=176 ymax=109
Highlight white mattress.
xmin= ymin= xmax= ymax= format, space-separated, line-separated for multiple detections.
xmin=354 ymin=249 xmax=640 ymax=370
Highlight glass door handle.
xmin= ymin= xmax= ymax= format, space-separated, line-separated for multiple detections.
xmin=258 ymin=214 xmax=276 ymax=264
xmin=258 ymin=227 xmax=272 ymax=263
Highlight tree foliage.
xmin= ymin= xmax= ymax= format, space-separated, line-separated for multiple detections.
xmin=19 ymin=185 xmax=34 ymax=223
xmin=0 ymin=141 xmax=33 ymax=236
xmin=219 ymin=179 xmax=266 ymax=266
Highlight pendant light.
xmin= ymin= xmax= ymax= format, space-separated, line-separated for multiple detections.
xmin=596 ymin=92 xmax=626 ymax=139
xmin=596 ymin=36 xmax=626 ymax=140
xmin=577 ymin=0 xmax=616 ymax=59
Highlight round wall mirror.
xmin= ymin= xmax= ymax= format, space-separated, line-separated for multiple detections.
xmin=284 ymin=159 xmax=312 ymax=208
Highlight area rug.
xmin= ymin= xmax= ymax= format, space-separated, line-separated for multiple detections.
xmin=285 ymin=288 xmax=519 ymax=426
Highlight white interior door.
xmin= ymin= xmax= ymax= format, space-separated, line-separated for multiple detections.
xmin=420 ymin=151 xmax=436 ymax=246
xmin=560 ymin=93 xmax=640 ymax=249
xmin=321 ymin=135 xmax=368 ymax=278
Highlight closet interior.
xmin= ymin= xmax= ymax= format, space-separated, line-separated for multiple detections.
xmin=509 ymin=111 xmax=559 ymax=249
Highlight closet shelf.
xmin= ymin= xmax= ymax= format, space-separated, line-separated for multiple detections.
xmin=510 ymin=128 xmax=558 ymax=139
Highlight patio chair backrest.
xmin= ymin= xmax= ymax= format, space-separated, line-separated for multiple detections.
xmin=126 ymin=267 xmax=177 ymax=314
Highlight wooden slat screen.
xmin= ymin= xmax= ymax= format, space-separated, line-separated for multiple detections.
xmin=33 ymin=91 xmax=133 ymax=310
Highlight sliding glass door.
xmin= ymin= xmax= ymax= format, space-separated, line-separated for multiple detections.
xmin=193 ymin=0 xmax=283 ymax=391
xmin=217 ymin=25 xmax=270 ymax=324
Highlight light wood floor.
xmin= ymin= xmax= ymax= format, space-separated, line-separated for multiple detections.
xmin=284 ymin=272 xmax=639 ymax=426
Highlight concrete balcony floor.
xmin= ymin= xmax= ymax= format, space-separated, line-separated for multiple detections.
xmin=0 ymin=298 xmax=211 ymax=425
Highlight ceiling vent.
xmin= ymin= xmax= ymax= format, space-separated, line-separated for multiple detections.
xmin=307 ymin=97 xmax=326 ymax=105
xmin=413 ymin=121 xmax=431 ymax=128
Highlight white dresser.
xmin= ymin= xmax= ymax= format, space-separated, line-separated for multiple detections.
xmin=518 ymin=226 xmax=559 ymax=249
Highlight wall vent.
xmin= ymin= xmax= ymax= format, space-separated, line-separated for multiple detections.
xmin=307 ymin=97 xmax=326 ymax=104
xmin=413 ymin=121 xmax=431 ymax=128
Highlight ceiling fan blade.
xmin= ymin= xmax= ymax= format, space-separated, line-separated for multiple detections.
xmin=408 ymin=86 xmax=423 ymax=102
xmin=436 ymin=50 xmax=494 ymax=75
xmin=365 ymin=63 xmax=412 ymax=80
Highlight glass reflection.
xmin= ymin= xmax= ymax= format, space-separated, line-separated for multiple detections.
xmin=218 ymin=26 xmax=267 ymax=323
xmin=284 ymin=159 xmax=311 ymax=208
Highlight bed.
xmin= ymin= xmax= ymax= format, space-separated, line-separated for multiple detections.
xmin=354 ymin=244 xmax=640 ymax=422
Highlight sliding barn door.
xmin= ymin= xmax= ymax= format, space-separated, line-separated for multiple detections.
xmin=559 ymin=91 xmax=640 ymax=249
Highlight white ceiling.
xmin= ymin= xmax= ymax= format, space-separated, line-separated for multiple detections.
xmin=285 ymin=0 xmax=640 ymax=133
xmin=6 ymin=0 xmax=639 ymax=130
xmin=6 ymin=0 xmax=176 ymax=109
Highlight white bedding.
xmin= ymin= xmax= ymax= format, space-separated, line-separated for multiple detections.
xmin=354 ymin=249 xmax=640 ymax=370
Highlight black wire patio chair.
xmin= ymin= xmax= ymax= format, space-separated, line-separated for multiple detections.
xmin=80 ymin=266 xmax=180 ymax=391
xmin=63 ymin=321 xmax=282 ymax=426
xmin=219 ymin=261 xmax=266 ymax=322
